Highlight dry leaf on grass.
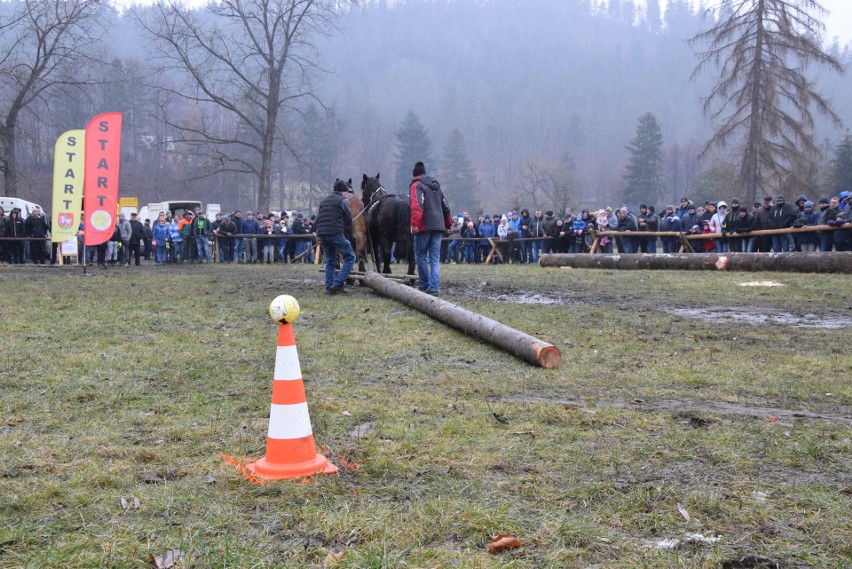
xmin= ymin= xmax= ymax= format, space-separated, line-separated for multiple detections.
xmin=150 ymin=549 xmax=184 ymax=568
xmin=336 ymin=456 xmax=361 ymax=471
xmin=767 ymin=414 xmax=780 ymax=423
xmin=677 ymin=503 xmax=691 ymax=522
xmin=323 ymin=548 xmax=345 ymax=564
xmin=486 ymin=533 xmax=521 ymax=552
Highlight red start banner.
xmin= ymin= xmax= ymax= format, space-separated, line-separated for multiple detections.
xmin=83 ymin=112 xmax=123 ymax=247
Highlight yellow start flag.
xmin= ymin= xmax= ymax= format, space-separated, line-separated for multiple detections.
xmin=51 ymin=130 xmax=86 ymax=243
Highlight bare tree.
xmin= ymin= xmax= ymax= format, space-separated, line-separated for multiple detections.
xmin=135 ymin=0 xmax=341 ymax=212
xmin=0 ymin=0 xmax=105 ymax=197
xmin=691 ymin=0 xmax=844 ymax=205
xmin=521 ymin=154 xmax=578 ymax=214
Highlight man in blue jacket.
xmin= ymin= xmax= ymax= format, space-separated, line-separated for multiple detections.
xmin=241 ymin=211 xmax=260 ymax=263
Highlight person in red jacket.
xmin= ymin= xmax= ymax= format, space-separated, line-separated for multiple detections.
xmin=409 ymin=161 xmax=451 ymax=295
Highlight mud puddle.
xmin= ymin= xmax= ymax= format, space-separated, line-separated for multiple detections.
xmin=664 ymin=306 xmax=849 ymax=329
xmin=487 ymin=292 xmax=562 ymax=305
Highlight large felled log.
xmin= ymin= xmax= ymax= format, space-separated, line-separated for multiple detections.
xmin=364 ymin=271 xmax=562 ymax=369
xmin=539 ymin=252 xmax=852 ymax=273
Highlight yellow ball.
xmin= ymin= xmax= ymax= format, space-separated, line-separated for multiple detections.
xmin=269 ymin=295 xmax=300 ymax=324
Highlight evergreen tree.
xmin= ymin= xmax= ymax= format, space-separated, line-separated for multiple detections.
xmin=689 ymin=161 xmax=738 ymax=208
xmin=646 ymin=0 xmax=662 ymax=33
xmin=829 ymin=134 xmax=852 ymax=194
xmin=293 ymin=103 xmax=340 ymax=212
xmin=623 ymin=112 xmax=665 ymax=207
xmin=393 ymin=110 xmax=433 ymax=191
xmin=691 ymin=0 xmax=844 ymax=205
xmin=439 ymin=129 xmax=478 ymax=214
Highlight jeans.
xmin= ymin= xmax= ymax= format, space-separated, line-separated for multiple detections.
xmin=155 ymin=244 xmax=167 ymax=263
xmin=234 ymin=238 xmax=244 ymax=262
xmin=530 ymin=239 xmax=544 ymax=263
xmin=196 ymin=236 xmax=210 ymax=262
xmin=447 ymin=239 xmax=461 ymax=263
xmin=173 ymin=240 xmax=184 ymax=261
xmin=771 ymin=234 xmax=791 ymax=252
xmin=293 ymin=239 xmax=309 ymax=262
xmin=819 ymin=232 xmax=834 ymax=251
xmin=414 ymin=231 xmax=443 ymax=292
xmin=618 ymin=236 xmax=636 ymax=253
xmin=320 ymin=234 xmax=356 ymax=290
xmin=277 ymin=239 xmax=287 ymax=262
xmin=244 ymin=237 xmax=257 ymax=262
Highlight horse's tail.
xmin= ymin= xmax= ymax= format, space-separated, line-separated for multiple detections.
xmin=395 ymin=201 xmax=413 ymax=258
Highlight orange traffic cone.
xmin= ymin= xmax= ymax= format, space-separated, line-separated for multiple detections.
xmin=245 ymin=298 xmax=337 ymax=480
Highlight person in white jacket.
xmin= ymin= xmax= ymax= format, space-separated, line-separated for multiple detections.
xmin=709 ymin=201 xmax=729 ymax=252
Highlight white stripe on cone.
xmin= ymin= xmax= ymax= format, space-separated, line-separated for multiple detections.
xmin=274 ymin=345 xmax=302 ymax=381
xmin=267 ymin=402 xmax=313 ymax=440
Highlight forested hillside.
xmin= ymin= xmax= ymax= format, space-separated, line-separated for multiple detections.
xmin=4 ymin=0 xmax=850 ymax=213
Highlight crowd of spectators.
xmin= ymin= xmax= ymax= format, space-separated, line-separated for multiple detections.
xmin=0 ymin=192 xmax=849 ymax=266
xmin=144 ymin=208 xmax=315 ymax=266
xmin=441 ymin=192 xmax=851 ymax=264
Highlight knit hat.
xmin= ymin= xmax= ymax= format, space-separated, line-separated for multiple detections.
xmin=412 ymin=161 xmax=426 ymax=177
xmin=333 ymin=179 xmax=349 ymax=193
xmin=818 ymin=197 xmax=830 ymax=204
xmin=804 ymin=200 xmax=814 ymax=208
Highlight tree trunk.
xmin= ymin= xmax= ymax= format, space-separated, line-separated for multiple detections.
xmin=364 ymin=272 xmax=562 ymax=369
xmin=0 ymin=124 xmax=18 ymax=197
xmin=539 ymin=252 xmax=852 ymax=274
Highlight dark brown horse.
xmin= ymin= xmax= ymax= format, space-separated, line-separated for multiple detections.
xmin=361 ymin=173 xmax=415 ymax=275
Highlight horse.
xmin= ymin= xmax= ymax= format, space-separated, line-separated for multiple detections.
xmin=343 ymin=178 xmax=368 ymax=273
xmin=361 ymin=173 xmax=415 ymax=275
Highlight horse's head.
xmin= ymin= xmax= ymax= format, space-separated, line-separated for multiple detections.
xmin=361 ymin=173 xmax=383 ymax=204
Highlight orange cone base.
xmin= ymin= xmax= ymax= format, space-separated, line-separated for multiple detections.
xmin=246 ymin=453 xmax=338 ymax=481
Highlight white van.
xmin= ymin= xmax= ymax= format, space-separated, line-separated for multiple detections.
xmin=0 ymin=197 xmax=46 ymax=217
xmin=138 ymin=200 xmax=203 ymax=222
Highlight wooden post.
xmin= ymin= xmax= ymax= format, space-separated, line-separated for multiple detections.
xmin=484 ymin=238 xmax=504 ymax=265
xmin=364 ymin=271 xmax=562 ymax=368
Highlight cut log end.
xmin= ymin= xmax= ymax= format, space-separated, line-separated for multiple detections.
xmin=535 ymin=345 xmax=562 ymax=369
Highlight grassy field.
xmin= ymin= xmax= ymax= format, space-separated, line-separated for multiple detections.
xmin=0 ymin=262 xmax=849 ymax=568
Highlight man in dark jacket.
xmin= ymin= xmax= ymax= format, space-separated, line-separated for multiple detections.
xmin=25 ymin=207 xmax=50 ymax=264
xmin=768 ymin=195 xmax=798 ymax=252
xmin=315 ymin=179 xmax=356 ymax=294
xmin=816 ymin=197 xmax=837 ymax=251
xmin=680 ymin=205 xmax=702 ymax=248
xmin=731 ymin=207 xmax=756 ymax=252
xmin=755 ymin=196 xmax=774 ymax=252
xmin=615 ymin=208 xmax=638 ymax=253
xmin=409 ymin=161 xmax=451 ymax=295
xmin=659 ymin=206 xmax=681 ymax=253
xmin=128 ymin=213 xmax=146 ymax=265
xmin=527 ymin=209 xmax=546 ymax=262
